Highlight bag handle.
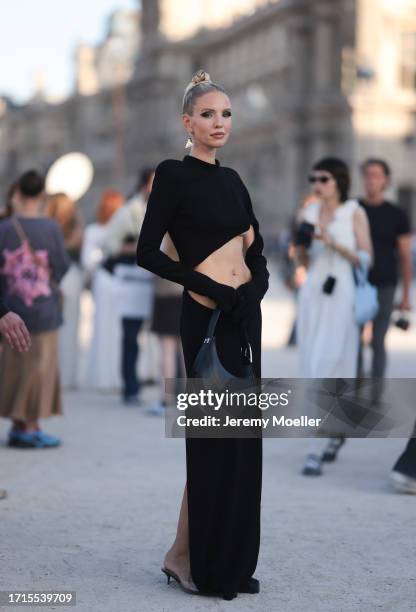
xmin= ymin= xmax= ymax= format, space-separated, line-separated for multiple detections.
xmin=352 ymin=262 xmax=367 ymax=287
xmin=353 ymin=250 xmax=371 ymax=286
xmin=11 ymin=216 xmax=29 ymax=246
xmin=204 ymin=308 xmax=253 ymax=364
xmin=205 ymin=308 xmax=221 ymax=339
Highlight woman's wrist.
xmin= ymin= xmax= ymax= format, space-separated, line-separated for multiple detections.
xmin=294 ymin=246 xmax=309 ymax=267
xmin=211 ymin=282 xmax=239 ymax=312
xmin=329 ymin=239 xmax=359 ymax=264
xmin=327 ymin=236 xmax=337 ymax=250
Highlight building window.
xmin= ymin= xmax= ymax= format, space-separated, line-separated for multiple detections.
xmin=400 ymin=32 xmax=416 ymax=90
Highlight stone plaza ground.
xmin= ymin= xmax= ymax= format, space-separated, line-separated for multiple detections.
xmin=1 ymin=266 xmax=415 ymax=611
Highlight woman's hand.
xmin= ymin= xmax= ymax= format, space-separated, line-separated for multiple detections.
xmin=228 ymin=281 xmax=261 ymax=326
xmin=316 ymin=226 xmax=333 ymax=247
xmin=399 ymin=294 xmax=411 ymax=311
xmin=0 ymin=312 xmax=31 ymax=352
xmin=318 ymin=225 xmax=360 ymax=265
xmin=211 ymin=283 xmax=239 ymax=312
xmin=293 ymin=244 xmax=309 ymax=268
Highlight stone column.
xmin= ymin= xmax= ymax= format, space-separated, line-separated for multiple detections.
xmin=311 ymin=2 xmax=338 ymax=94
xmin=140 ymin=0 xmax=161 ymax=53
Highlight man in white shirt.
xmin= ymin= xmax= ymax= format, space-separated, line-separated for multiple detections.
xmin=102 ymin=167 xmax=155 ymax=405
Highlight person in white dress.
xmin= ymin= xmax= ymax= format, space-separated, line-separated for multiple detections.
xmin=294 ymin=157 xmax=373 ymax=475
xmin=81 ymin=190 xmax=124 ymax=390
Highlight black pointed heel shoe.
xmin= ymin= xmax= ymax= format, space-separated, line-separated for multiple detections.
xmin=161 ymin=567 xmax=199 ymax=595
xmin=222 ymin=591 xmax=238 ymax=600
xmin=238 ymin=577 xmax=260 ymax=593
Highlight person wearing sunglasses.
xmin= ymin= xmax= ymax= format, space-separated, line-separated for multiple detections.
xmin=293 ymin=157 xmax=373 ymax=476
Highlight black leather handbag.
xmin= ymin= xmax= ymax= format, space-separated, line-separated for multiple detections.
xmin=187 ymin=309 xmax=261 ymax=438
xmin=191 ymin=308 xmax=256 ymax=385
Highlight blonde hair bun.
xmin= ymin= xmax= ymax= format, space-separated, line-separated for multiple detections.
xmin=191 ymin=69 xmax=211 ymax=85
xmin=182 ymin=69 xmax=225 ymax=115
xmin=184 ymin=69 xmax=211 ymax=95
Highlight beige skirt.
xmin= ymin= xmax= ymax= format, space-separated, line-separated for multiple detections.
xmin=0 ymin=329 xmax=63 ymax=422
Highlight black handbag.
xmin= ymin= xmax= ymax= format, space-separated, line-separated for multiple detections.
xmin=186 ymin=309 xmax=261 ymax=438
xmin=191 ymin=308 xmax=256 ymax=385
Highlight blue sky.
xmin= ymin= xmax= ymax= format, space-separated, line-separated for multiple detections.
xmin=0 ymin=0 xmax=138 ymax=103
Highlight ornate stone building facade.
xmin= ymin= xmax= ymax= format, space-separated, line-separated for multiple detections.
xmin=75 ymin=9 xmax=140 ymax=96
xmin=1 ymin=0 xmax=415 ymax=234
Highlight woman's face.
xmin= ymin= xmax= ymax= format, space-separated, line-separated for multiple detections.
xmin=183 ymin=90 xmax=232 ymax=150
xmin=308 ymin=170 xmax=339 ymax=202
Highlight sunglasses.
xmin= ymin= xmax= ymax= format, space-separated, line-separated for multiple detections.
xmin=308 ymin=174 xmax=331 ymax=184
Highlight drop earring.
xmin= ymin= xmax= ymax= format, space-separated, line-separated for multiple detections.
xmin=185 ymin=133 xmax=193 ymax=149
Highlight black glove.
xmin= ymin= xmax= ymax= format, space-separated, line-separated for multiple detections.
xmin=229 ymin=282 xmax=260 ymax=326
xmin=210 ymin=282 xmax=239 ymax=312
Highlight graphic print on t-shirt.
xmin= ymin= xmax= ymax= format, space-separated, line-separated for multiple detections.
xmin=0 ymin=240 xmax=51 ymax=306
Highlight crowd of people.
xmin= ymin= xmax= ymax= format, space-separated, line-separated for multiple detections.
xmin=0 ymin=163 xmax=187 ymax=452
xmin=0 ymin=155 xmax=414 ymax=495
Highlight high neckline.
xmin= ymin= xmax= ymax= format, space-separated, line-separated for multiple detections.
xmin=182 ymin=154 xmax=220 ymax=170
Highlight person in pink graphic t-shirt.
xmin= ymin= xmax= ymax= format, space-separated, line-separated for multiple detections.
xmin=0 ymin=170 xmax=70 ymax=449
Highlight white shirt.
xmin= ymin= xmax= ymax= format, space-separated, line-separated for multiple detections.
xmin=102 ymin=193 xmax=147 ymax=257
xmin=101 ymin=192 xmax=154 ymax=319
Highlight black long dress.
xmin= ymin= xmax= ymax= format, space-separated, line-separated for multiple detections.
xmin=180 ymin=287 xmax=263 ymax=595
xmin=136 ymin=153 xmax=269 ymax=596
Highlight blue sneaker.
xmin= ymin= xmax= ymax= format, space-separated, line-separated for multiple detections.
xmin=8 ymin=428 xmax=36 ymax=448
xmin=33 ymin=430 xmax=62 ymax=447
xmin=8 ymin=428 xmax=61 ymax=448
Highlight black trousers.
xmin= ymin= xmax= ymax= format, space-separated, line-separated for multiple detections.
xmin=179 ymin=288 xmax=263 ymax=595
xmin=393 ymin=419 xmax=416 ymax=479
xmin=357 ymin=285 xmax=396 ymax=400
xmin=121 ymin=317 xmax=144 ymax=399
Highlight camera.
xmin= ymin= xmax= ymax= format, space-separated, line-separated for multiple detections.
xmin=294 ymin=221 xmax=315 ymax=248
xmin=394 ymin=315 xmax=410 ymax=331
xmin=322 ymin=275 xmax=337 ymax=295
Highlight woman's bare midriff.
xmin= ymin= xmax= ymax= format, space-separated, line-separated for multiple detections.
xmin=187 ymin=227 xmax=255 ymax=309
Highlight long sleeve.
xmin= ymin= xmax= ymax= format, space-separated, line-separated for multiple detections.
xmin=102 ymin=205 xmax=137 ymax=257
xmin=136 ymin=161 xmax=238 ymax=311
xmin=0 ymin=296 xmax=9 ymax=319
xmin=51 ymin=224 xmax=71 ymax=283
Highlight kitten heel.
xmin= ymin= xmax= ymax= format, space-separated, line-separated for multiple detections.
xmin=161 ymin=567 xmax=199 ymax=595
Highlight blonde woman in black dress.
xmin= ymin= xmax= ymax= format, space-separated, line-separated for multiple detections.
xmin=136 ymin=70 xmax=269 ymax=601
